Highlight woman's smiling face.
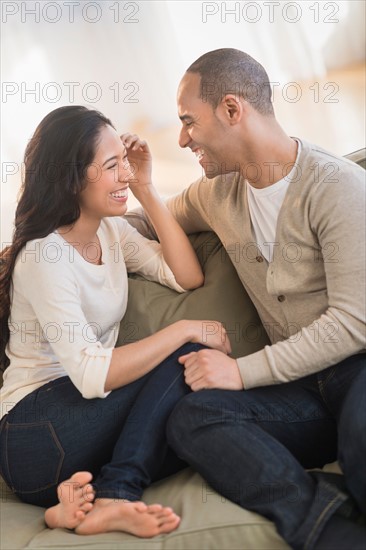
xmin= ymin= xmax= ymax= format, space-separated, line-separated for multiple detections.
xmin=79 ymin=124 xmax=133 ymax=220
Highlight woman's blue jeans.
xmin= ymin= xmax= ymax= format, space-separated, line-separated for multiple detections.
xmin=0 ymin=342 xmax=203 ymax=507
xmin=167 ymin=353 xmax=366 ymax=549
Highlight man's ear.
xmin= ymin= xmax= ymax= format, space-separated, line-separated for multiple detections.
xmin=219 ymin=94 xmax=244 ymax=124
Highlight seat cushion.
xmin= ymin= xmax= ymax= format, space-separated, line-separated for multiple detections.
xmin=0 ymin=469 xmax=289 ymax=549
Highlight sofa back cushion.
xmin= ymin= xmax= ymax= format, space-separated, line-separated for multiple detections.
xmin=117 ymin=231 xmax=270 ymax=357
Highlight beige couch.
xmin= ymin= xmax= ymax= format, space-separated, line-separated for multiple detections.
xmin=1 ymin=149 xmax=364 ymax=550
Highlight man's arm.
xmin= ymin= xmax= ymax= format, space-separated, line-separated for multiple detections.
xmin=180 ymin=160 xmax=366 ymax=391
xmin=124 ymin=176 xmax=213 ymax=238
xmin=237 ymin=163 xmax=366 ymax=389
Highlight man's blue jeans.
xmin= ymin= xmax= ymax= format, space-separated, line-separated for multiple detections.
xmin=167 ymin=353 xmax=366 ymax=549
xmin=0 ymin=342 xmax=203 ymax=507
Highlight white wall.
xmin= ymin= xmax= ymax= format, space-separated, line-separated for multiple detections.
xmin=1 ymin=0 xmax=365 ymax=246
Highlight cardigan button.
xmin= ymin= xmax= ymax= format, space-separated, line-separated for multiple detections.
xmin=277 ymin=295 xmax=286 ymax=302
xmin=256 ymin=256 xmax=264 ymax=263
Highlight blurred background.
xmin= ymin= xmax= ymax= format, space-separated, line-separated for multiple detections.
xmin=1 ymin=0 xmax=365 ymax=246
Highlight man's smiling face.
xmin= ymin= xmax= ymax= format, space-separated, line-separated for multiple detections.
xmin=177 ymin=72 xmax=239 ymax=179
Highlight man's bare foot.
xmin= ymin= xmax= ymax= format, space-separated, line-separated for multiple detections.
xmin=75 ymin=498 xmax=180 ymax=537
xmin=45 ymin=471 xmax=95 ymax=529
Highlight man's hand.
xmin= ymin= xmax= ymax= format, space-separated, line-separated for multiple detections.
xmin=179 ymin=349 xmax=244 ymax=391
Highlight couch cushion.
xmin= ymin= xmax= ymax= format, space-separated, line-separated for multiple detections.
xmin=0 ymin=470 xmax=289 ymax=550
xmin=117 ymin=231 xmax=270 ymax=357
xmin=345 ymin=147 xmax=366 ymax=169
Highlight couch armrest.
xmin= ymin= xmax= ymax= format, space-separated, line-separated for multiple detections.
xmin=344 ymin=147 xmax=366 ymax=169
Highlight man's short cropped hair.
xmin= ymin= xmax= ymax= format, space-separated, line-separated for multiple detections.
xmin=187 ymin=48 xmax=274 ymax=116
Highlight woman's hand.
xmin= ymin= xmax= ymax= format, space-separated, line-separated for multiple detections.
xmin=119 ymin=133 xmax=204 ymax=290
xmin=120 ymin=133 xmax=152 ymax=192
xmin=183 ymin=320 xmax=232 ymax=355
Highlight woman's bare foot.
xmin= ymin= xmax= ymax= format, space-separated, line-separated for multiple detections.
xmin=75 ymin=498 xmax=180 ymax=537
xmin=45 ymin=471 xmax=95 ymax=529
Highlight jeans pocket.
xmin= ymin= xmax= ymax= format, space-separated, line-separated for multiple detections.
xmin=2 ymin=421 xmax=64 ymax=495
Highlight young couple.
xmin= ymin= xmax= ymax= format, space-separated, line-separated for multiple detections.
xmin=1 ymin=49 xmax=365 ymax=549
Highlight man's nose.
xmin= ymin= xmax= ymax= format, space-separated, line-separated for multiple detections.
xmin=178 ymin=126 xmax=190 ymax=149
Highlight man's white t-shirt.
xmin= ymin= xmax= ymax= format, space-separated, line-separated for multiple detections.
xmin=246 ymin=140 xmax=301 ymax=262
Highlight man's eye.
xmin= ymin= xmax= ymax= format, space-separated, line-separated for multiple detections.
xmin=185 ymin=121 xmax=193 ymax=127
xmin=108 ymin=163 xmax=118 ymax=169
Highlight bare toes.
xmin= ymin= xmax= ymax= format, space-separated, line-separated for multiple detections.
xmin=69 ymin=471 xmax=93 ymax=487
xmin=80 ymin=502 xmax=93 ymax=512
xmin=147 ymin=504 xmax=163 ymax=513
xmin=155 ymin=506 xmax=175 ymax=519
xmin=82 ymin=485 xmax=95 ymax=503
xmin=57 ymin=472 xmax=93 ymax=502
xmin=134 ymin=501 xmax=148 ymax=513
xmin=47 ymin=472 xmax=95 ymax=530
xmin=159 ymin=515 xmax=181 ymax=533
xmin=162 ymin=506 xmax=173 ymax=514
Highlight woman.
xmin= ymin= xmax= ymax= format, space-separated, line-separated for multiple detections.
xmin=0 ymin=106 xmax=231 ymax=537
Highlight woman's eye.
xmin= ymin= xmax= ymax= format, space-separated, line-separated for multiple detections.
xmin=108 ymin=163 xmax=118 ymax=169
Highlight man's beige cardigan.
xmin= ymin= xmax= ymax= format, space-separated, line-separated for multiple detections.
xmin=127 ymin=139 xmax=366 ymax=389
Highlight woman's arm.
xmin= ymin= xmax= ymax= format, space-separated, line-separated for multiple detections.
xmin=17 ymin=238 xmax=230 ymax=398
xmin=105 ymin=319 xmax=231 ymax=391
xmin=121 ymin=133 xmax=204 ymax=290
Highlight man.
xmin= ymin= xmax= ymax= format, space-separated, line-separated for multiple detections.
xmin=127 ymin=49 xmax=366 ymax=549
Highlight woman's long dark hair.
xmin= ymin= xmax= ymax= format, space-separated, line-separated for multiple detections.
xmin=0 ymin=105 xmax=114 ymax=370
